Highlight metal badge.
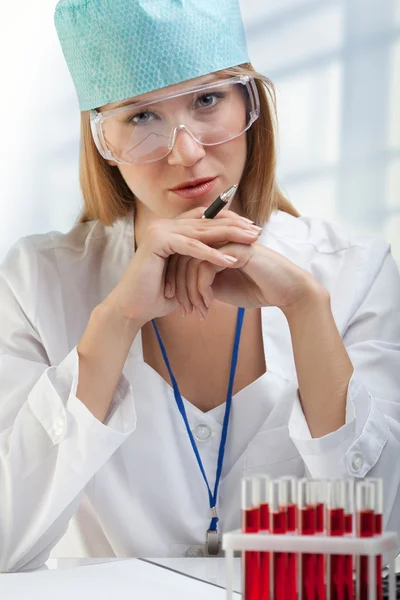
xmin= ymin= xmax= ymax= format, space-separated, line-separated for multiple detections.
xmin=206 ymin=529 xmax=220 ymax=556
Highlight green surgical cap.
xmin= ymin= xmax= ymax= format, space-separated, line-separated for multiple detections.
xmin=54 ymin=0 xmax=250 ymax=111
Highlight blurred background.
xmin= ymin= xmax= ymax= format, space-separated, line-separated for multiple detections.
xmin=0 ymin=0 xmax=399 ymax=262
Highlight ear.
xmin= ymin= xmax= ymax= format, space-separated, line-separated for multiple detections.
xmin=106 ymin=160 xmax=118 ymax=167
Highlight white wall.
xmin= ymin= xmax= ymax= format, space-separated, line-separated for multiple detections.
xmin=0 ymin=0 xmax=399 ymax=262
xmin=0 ymin=1 xmax=81 ymax=258
xmin=242 ymin=0 xmax=400 ymax=261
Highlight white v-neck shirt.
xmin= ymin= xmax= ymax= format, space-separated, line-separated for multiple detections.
xmin=1 ymin=209 xmax=400 ymax=572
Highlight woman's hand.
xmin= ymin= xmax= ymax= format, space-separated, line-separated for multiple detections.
xmin=101 ymin=208 xmax=262 ymax=325
xmin=165 ymin=240 xmax=322 ymax=318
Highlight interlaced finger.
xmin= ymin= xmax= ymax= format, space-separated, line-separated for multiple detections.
xmin=186 ymin=258 xmax=209 ymax=319
xmin=197 ymin=261 xmax=226 ymax=308
xmin=175 ymin=255 xmax=193 ymax=317
xmin=164 ymin=253 xmax=179 ymax=300
xmin=170 ymin=221 xmax=262 ymax=247
xmin=165 ymin=233 xmax=239 ymax=267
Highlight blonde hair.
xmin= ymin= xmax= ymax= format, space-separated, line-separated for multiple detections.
xmin=79 ymin=63 xmax=299 ymax=225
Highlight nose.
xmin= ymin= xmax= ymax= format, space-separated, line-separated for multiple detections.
xmin=167 ymin=126 xmax=206 ymax=167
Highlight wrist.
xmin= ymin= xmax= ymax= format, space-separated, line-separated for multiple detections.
xmin=93 ymin=302 xmax=145 ymax=338
xmin=281 ymin=276 xmax=330 ymax=323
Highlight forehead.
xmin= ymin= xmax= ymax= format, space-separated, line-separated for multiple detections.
xmin=102 ymin=73 xmax=223 ymax=111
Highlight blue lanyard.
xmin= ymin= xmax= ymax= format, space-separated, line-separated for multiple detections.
xmin=151 ymin=307 xmax=245 ymax=537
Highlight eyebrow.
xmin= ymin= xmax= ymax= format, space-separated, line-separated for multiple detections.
xmin=112 ymin=75 xmax=221 ymax=110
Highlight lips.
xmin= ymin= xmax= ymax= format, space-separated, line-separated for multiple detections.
xmin=170 ymin=177 xmax=217 ymax=199
xmin=170 ymin=177 xmax=215 ymax=191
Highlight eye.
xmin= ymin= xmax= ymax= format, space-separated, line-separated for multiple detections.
xmin=125 ymin=111 xmax=156 ymax=125
xmin=196 ymin=92 xmax=225 ymax=108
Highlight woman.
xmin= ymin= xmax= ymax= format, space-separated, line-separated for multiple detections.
xmin=0 ymin=0 xmax=399 ymax=572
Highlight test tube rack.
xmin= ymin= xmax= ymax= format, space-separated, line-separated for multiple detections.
xmin=222 ymin=529 xmax=399 ymax=600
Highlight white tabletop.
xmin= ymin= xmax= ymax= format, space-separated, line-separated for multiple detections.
xmin=1 ymin=555 xmax=399 ymax=599
xmin=0 ymin=557 xmax=243 ymax=600
xmin=46 ymin=556 xmax=242 ymax=592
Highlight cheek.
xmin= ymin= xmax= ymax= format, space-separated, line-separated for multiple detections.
xmin=118 ymin=164 xmax=160 ymax=200
xmin=217 ymin=133 xmax=247 ymax=172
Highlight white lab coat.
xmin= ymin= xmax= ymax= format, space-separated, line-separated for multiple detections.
xmin=0 ymin=209 xmax=399 ymax=572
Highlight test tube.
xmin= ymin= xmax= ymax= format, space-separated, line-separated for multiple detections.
xmin=315 ymin=479 xmax=327 ymax=534
xmin=344 ymin=479 xmax=355 ymax=535
xmin=270 ymin=479 xmax=288 ymax=600
xmin=312 ymin=480 xmax=327 ymax=600
xmin=259 ymin=475 xmax=270 ymax=600
xmin=242 ymin=477 xmax=260 ymax=600
xmin=368 ymin=479 xmax=383 ymax=600
xmin=327 ymin=480 xmax=346 ymax=600
xmin=343 ymin=479 xmax=355 ymax=600
xmin=356 ymin=481 xmax=375 ymax=600
xmin=280 ymin=477 xmax=298 ymax=600
xmin=298 ymin=478 xmax=317 ymax=600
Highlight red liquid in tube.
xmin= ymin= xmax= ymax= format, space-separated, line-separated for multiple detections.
xmin=287 ymin=503 xmax=297 ymax=531
xmin=300 ymin=506 xmax=316 ymax=600
xmin=315 ymin=502 xmax=326 ymax=600
xmin=243 ymin=507 xmax=260 ymax=600
xmin=272 ymin=510 xmax=287 ymax=600
xmin=286 ymin=504 xmax=298 ymax=600
xmin=260 ymin=502 xmax=270 ymax=531
xmin=343 ymin=513 xmax=354 ymax=600
xmin=316 ymin=502 xmax=325 ymax=533
xmin=375 ymin=513 xmax=383 ymax=600
xmin=358 ymin=509 xmax=374 ymax=600
xmin=328 ymin=508 xmax=345 ymax=600
xmin=259 ymin=502 xmax=270 ymax=600
xmin=344 ymin=514 xmax=353 ymax=535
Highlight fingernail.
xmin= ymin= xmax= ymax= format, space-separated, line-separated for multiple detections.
xmin=203 ymin=296 xmax=210 ymax=308
xmin=165 ymin=283 xmax=173 ymax=298
xmin=195 ymin=307 xmax=205 ymax=321
xmin=249 ymin=224 xmax=263 ymax=232
xmin=223 ymin=254 xmax=238 ymax=263
xmin=179 ymin=305 xmax=186 ymax=318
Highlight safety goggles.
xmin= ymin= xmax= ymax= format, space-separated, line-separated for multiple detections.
xmin=90 ymin=75 xmax=260 ymax=165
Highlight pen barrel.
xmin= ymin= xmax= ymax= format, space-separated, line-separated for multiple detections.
xmin=202 ymin=196 xmax=227 ymax=219
xmin=201 ymin=184 xmax=238 ymax=219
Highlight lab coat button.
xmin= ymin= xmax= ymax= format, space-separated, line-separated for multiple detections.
xmin=54 ymin=417 xmax=65 ymax=438
xmin=186 ymin=546 xmax=204 ymax=557
xmin=350 ymin=452 xmax=364 ymax=472
xmin=193 ymin=424 xmax=212 ymax=441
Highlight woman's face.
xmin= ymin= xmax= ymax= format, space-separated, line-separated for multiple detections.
xmin=102 ymin=74 xmax=248 ymax=219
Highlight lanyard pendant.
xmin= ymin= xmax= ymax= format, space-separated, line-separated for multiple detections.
xmin=206 ymin=528 xmax=220 ymax=555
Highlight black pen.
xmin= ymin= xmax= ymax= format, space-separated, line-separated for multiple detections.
xmin=201 ymin=184 xmax=238 ymax=219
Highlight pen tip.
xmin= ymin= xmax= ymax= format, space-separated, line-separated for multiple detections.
xmin=221 ymin=184 xmax=238 ymax=203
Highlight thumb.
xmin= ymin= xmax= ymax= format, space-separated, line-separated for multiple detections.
xmin=197 ymin=260 xmax=233 ymax=307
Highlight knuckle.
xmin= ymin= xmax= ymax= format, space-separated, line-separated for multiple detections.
xmin=186 ymin=257 xmax=198 ymax=272
xmin=186 ymin=238 xmax=203 ymax=250
xmin=198 ymin=261 xmax=210 ymax=276
xmin=211 ymin=246 xmax=223 ymax=258
xmin=145 ymin=222 xmax=164 ymax=243
xmin=226 ymin=218 xmax=244 ymax=228
xmin=198 ymin=265 xmax=212 ymax=287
